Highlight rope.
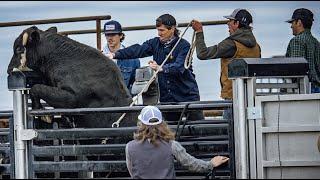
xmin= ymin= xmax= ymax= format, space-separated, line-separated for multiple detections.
xmin=184 ymin=30 xmax=196 ymax=69
xmin=112 ymin=21 xmax=194 ymax=128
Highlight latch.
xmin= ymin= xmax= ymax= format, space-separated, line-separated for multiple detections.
xmin=19 ymin=129 xmax=38 ymax=140
xmin=247 ymin=107 xmax=262 ymax=120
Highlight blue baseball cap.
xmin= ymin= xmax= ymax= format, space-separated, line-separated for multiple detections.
xmin=138 ymin=106 xmax=163 ymax=126
xmin=104 ymin=20 xmax=123 ymax=35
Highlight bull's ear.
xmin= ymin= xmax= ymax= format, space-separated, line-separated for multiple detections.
xmin=26 ymin=26 xmax=40 ymax=46
xmin=46 ymin=27 xmax=58 ymax=34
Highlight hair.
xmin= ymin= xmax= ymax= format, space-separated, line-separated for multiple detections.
xmin=298 ymin=18 xmax=313 ymax=29
xmin=105 ymin=33 xmax=126 ymax=42
xmin=156 ymin=14 xmax=180 ymax=36
xmin=133 ymin=119 xmax=175 ymax=147
xmin=120 ymin=33 xmax=125 ymax=42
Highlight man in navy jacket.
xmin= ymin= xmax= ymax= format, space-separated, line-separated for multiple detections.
xmin=106 ymin=14 xmax=204 ymax=121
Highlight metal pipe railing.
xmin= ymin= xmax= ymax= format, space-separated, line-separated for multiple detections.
xmin=0 ymin=15 xmax=111 ymax=27
xmin=0 ymin=15 xmax=111 ymax=50
xmin=59 ymin=20 xmax=229 ymax=35
xmin=29 ymin=101 xmax=232 ymax=116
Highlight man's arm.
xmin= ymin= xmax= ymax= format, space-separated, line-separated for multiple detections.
xmin=195 ymin=32 xmax=236 ymax=60
xmin=171 ymin=140 xmax=213 ymax=172
xmin=114 ymin=39 xmax=154 ymax=59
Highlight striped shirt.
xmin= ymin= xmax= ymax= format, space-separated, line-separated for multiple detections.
xmin=285 ymin=29 xmax=320 ymax=86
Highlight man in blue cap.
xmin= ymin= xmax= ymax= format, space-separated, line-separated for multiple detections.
xmin=285 ymin=8 xmax=320 ymax=93
xmin=102 ymin=20 xmax=140 ymax=93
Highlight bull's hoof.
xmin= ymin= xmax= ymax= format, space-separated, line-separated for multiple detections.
xmin=40 ymin=115 xmax=53 ymax=124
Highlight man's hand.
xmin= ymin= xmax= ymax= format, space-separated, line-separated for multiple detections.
xmin=210 ymin=156 xmax=229 ymax=168
xmin=191 ymin=19 xmax=203 ymax=33
xmin=106 ymin=52 xmax=115 ymax=60
xmin=148 ymin=60 xmax=163 ymax=72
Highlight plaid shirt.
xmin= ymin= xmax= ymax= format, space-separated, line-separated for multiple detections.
xmin=286 ymin=29 xmax=320 ymax=86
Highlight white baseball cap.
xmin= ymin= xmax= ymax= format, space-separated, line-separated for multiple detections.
xmin=138 ymin=106 xmax=163 ymax=126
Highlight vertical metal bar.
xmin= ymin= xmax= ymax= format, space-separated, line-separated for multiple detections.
xmin=246 ymin=78 xmax=257 ymax=178
xmin=12 ymin=90 xmax=27 ymax=179
xmin=9 ymin=116 xmax=15 ymax=178
xmin=96 ymin=19 xmax=101 ymax=51
xmin=227 ymin=103 xmax=236 ymax=178
xmin=299 ymin=76 xmax=310 ymax=94
xmin=53 ymin=122 xmax=60 ymax=178
xmin=27 ymin=115 xmax=35 ymax=179
xmin=232 ymin=78 xmax=248 ymax=179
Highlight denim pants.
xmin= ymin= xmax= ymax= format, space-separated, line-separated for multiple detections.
xmin=311 ymin=83 xmax=320 ymax=93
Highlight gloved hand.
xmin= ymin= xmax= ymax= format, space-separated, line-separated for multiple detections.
xmin=191 ymin=20 xmax=203 ymax=33
xmin=210 ymin=156 xmax=229 ymax=167
xmin=106 ymin=52 xmax=115 ymax=60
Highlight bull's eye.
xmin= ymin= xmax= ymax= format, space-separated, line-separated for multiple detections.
xmin=15 ymin=46 xmax=24 ymax=54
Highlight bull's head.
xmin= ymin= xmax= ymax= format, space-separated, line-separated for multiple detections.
xmin=7 ymin=26 xmax=57 ymax=75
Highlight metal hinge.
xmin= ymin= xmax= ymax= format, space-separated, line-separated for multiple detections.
xmin=247 ymin=107 xmax=262 ymax=120
xmin=19 ymin=129 xmax=38 ymax=140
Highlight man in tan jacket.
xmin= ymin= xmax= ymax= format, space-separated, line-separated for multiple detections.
xmin=192 ymin=8 xmax=261 ymax=119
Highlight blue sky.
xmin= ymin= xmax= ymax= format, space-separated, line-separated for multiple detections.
xmin=0 ymin=1 xmax=319 ymax=110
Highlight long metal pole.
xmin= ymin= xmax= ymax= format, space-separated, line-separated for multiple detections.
xmin=233 ymin=78 xmax=248 ymax=178
xmin=59 ymin=20 xmax=228 ymax=35
xmin=12 ymin=90 xmax=28 ymax=179
xmin=0 ymin=15 xmax=111 ymax=28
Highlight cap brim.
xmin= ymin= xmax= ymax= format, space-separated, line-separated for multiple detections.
xmin=285 ymin=19 xmax=294 ymax=23
xmin=104 ymin=31 xmax=122 ymax=35
xmin=223 ymin=15 xmax=235 ymax=20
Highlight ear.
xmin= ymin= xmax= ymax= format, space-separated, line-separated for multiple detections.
xmin=23 ymin=26 xmax=40 ymax=46
xmin=46 ymin=27 xmax=58 ymax=34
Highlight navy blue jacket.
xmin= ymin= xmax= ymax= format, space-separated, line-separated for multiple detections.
xmin=114 ymin=37 xmax=200 ymax=103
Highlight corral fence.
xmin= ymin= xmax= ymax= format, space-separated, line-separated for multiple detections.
xmin=0 ymin=98 xmax=235 ymax=179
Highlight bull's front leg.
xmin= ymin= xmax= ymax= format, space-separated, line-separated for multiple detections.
xmin=30 ymin=94 xmax=42 ymax=110
xmin=30 ymin=84 xmax=78 ymax=108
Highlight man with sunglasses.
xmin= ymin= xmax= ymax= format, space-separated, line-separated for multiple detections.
xmin=285 ymin=8 xmax=320 ymax=93
xmin=102 ymin=20 xmax=140 ymax=94
xmin=191 ymin=9 xmax=261 ymax=120
xmin=106 ymin=14 xmax=204 ymax=121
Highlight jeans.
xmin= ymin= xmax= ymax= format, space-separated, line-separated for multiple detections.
xmin=163 ymin=110 xmax=204 ymax=121
xmin=311 ymin=83 xmax=320 ymax=93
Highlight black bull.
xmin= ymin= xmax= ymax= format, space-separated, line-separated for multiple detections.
xmin=7 ymin=26 xmax=159 ymax=128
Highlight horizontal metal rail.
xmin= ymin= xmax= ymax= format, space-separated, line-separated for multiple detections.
xmin=0 ymin=111 xmax=13 ymax=118
xmin=35 ymin=124 xmax=229 ymax=140
xmin=32 ymin=140 xmax=229 ymax=157
xmin=0 ymin=15 xmax=111 ymax=28
xmin=29 ymin=101 xmax=232 ymax=116
xmin=59 ymin=20 xmax=228 ymax=35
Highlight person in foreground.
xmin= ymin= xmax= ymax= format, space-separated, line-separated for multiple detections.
xmin=125 ymin=105 xmax=229 ymax=179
